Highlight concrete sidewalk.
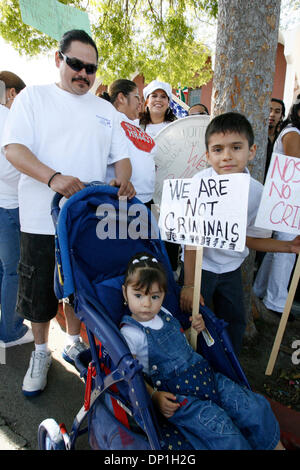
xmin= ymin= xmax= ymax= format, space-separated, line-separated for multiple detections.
xmin=0 ymin=318 xmax=89 ymax=450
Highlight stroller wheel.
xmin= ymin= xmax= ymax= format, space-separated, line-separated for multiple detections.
xmin=38 ymin=419 xmax=68 ymax=450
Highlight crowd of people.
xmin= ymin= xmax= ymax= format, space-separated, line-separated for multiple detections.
xmin=0 ymin=28 xmax=299 ymax=450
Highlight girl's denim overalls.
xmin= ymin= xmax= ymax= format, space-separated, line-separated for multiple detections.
xmin=122 ymin=310 xmax=280 ymax=450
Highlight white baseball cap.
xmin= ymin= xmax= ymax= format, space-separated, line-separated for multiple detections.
xmin=143 ymin=80 xmax=172 ymax=102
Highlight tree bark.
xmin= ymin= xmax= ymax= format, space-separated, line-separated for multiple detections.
xmin=211 ymin=0 xmax=281 ymax=340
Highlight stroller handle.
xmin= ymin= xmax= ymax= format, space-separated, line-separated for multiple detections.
xmin=51 ymin=181 xmax=105 ymax=223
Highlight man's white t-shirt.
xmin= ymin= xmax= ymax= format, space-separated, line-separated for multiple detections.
xmin=2 ymin=84 xmax=131 ymax=235
xmin=191 ymin=167 xmax=272 ymax=274
xmin=106 ymin=113 xmax=156 ymax=203
xmin=0 ymin=105 xmax=19 ymax=209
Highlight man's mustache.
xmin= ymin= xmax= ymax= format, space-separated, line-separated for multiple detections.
xmin=72 ymin=77 xmax=90 ymax=86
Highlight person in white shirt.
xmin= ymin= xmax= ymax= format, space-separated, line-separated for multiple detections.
xmin=253 ymin=98 xmax=300 ymax=320
xmin=2 ymin=30 xmax=135 ymax=396
xmin=0 ymin=71 xmax=34 ymax=347
xmin=180 ymin=112 xmax=300 ymax=355
xmin=103 ymin=79 xmax=156 ymax=206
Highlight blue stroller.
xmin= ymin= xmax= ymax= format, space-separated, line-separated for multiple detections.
xmin=38 ymin=183 xmax=250 ymax=450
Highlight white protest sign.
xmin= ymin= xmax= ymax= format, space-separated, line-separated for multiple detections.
xmin=255 ymin=153 xmax=300 ymax=235
xmin=158 ymin=173 xmax=250 ymax=252
xmin=153 ymin=115 xmax=209 ymax=205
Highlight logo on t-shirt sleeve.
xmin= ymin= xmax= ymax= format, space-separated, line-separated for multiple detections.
xmin=121 ymin=121 xmax=155 ymax=153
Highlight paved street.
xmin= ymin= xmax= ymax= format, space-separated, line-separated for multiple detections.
xmin=0 ymin=319 xmax=90 ymax=450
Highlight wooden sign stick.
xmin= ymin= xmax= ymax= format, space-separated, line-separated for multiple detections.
xmin=190 ymin=246 xmax=203 ymax=350
xmin=265 ymin=253 xmax=300 ymax=375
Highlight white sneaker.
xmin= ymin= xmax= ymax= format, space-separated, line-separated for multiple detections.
xmin=4 ymin=328 xmax=34 ymax=348
xmin=62 ymin=340 xmax=87 ymax=366
xmin=22 ymin=351 xmax=52 ymax=397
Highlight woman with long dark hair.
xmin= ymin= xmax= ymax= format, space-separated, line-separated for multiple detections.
xmin=139 ymin=80 xmax=177 ymax=138
xmin=253 ymin=97 xmax=300 ymax=320
xmin=139 ymin=80 xmax=179 ymax=273
xmin=102 ymin=79 xmax=156 ymax=207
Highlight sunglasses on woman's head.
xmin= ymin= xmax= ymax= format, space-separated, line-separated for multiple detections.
xmin=58 ymin=51 xmax=98 ymax=75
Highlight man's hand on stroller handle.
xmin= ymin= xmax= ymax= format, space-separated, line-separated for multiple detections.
xmin=48 ymin=173 xmax=85 ymax=198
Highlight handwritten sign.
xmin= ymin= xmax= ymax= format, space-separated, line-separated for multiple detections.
xmin=153 ymin=115 xmax=209 ymax=205
xmin=158 ymin=173 xmax=250 ymax=252
xmin=255 ymin=153 xmax=300 ymax=234
xmin=19 ymin=0 xmax=92 ymax=41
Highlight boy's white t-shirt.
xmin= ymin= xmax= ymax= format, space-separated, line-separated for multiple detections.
xmin=191 ymin=167 xmax=272 ymax=274
xmin=2 ymin=84 xmax=131 ymax=234
xmin=0 ymin=105 xmax=20 ymax=208
xmin=105 ymin=113 xmax=156 ymax=203
xmin=121 ymin=307 xmax=171 ymax=375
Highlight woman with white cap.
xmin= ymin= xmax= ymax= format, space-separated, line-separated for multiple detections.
xmin=140 ymin=80 xmax=177 ymax=139
xmin=140 ymin=80 xmax=179 ymax=274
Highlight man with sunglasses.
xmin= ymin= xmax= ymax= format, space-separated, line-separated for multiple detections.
xmin=2 ymin=30 xmax=135 ymax=396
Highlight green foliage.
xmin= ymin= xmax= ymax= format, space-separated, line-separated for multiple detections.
xmin=0 ymin=0 xmax=217 ymax=86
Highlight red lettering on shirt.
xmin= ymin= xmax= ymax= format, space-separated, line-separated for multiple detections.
xmin=121 ymin=121 xmax=155 ymax=153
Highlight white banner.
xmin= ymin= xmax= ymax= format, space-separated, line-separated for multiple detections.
xmin=255 ymin=152 xmax=300 ymax=235
xmin=153 ymin=115 xmax=209 ymax=205
xmin=158 ymin=173 xmax=250 ymax=252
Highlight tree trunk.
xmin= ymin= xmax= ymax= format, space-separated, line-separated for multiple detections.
xmin=211 ymin=0 xmax=281 ymax=341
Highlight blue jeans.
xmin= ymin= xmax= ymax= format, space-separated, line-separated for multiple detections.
xmin=170 ymin=373 xmax=280 ymax=450
xmin=0 ymin=261 xmax=2 ymax=303
xmin=0 ymin=207 xmax=27 ymax=342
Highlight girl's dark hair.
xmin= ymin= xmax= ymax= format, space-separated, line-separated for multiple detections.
xmin=103 ymin=79 xmax=137 ymax=104
xmin=124 ymin=252 xmax=168 ymax=294
xmin=280 ymin=99 xmax=300 ymax=132
xmin=59 ymin=29 xmax=98 ymax=61
xmin=205 ymin=112 xmax=254 ymax=149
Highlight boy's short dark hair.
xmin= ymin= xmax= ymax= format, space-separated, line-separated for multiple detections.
xmin=59 ymin=29 xmax=98 ymax=61
xmin=205 ymin=112 xmax=254 ymax=149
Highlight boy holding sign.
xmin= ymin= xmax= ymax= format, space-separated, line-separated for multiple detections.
xmin=180 ymin=112 xmax=300 ymax=355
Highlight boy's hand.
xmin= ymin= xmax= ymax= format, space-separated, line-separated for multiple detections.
xmin=152 ymin=391 xmax=180 ymax=418
xmin=190 ymin=313 xmax=206 ymax=334
xmin=180 ymin=286 xmax=205 ymax=312
xmin=290 ymin=235 xmax=300 ymax=254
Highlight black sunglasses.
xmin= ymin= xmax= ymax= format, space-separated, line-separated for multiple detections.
xmin=59 ymin=51 xmax=97 ymax=75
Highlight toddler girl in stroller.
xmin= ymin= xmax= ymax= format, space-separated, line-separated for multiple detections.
xmin=120 ymin=253 xmax=285 ymax=450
